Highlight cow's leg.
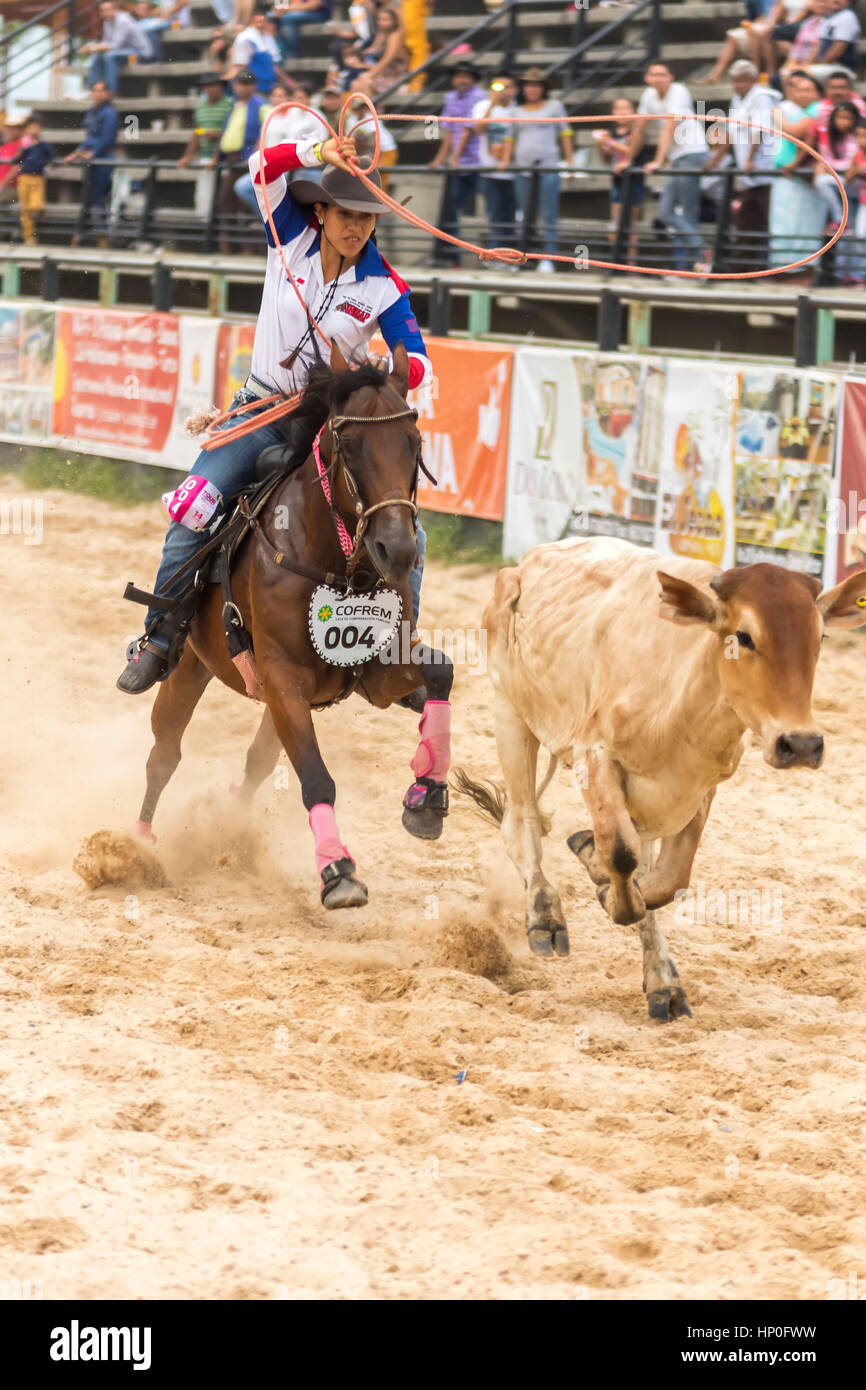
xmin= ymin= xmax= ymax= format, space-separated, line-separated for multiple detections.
xmin=639 ymin=910 xmax=691 ymax=1021
xmin=137 ymin=645 xmax=213 ymax=838
xmin=639 ymin=791 xmax=714 ymax=910
xmin=235 ymin=707 xmax=283 ymax=803
xmin=495 ymin=694 xmax=568 ymax=959
xmin=575 ymin=746 xmax=644 ymax=925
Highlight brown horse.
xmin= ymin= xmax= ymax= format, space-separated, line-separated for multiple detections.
xmin=133 ymin=342 xmax=454 ymax=907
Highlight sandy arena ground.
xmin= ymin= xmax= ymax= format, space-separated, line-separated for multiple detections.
xmin=0 ymin=474 xmax=865 ymax=1301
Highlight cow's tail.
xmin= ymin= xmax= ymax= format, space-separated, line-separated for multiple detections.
xmin=453 ymin=754 xmax=557 ymax=836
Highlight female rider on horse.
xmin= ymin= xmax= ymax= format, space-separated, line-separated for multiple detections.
xmin=118 ymin=129 xmax=433 ymax=693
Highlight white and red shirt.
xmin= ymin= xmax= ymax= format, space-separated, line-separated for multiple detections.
xmin=248 ymin=139 xmax=432 ymax=395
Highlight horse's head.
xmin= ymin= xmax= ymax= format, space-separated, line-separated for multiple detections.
xmin=324 ymin=341 xmax=422 ymax=588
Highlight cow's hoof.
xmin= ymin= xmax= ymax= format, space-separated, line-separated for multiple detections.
xmin=646 ymin=986 xmax=692 ymax=1022
xmin=527 ymin=926 xmax=555 ymax=957
xmin=526 ymin=923 xmax=569 ymax=958
xmin=320 ymin=857 xmax=368 ymax=909
xmin=567 ymin=829 xmax=594 ymax=862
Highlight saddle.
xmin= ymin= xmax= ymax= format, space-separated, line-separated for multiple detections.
xmin=122 ymin=449 xmax=293 ymax=697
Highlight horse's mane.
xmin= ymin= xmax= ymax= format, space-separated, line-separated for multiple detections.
xmin=275 ymin=357 xmax=394 ymax=471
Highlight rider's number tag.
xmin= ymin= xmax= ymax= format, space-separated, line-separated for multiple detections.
xmin=308 ymin=584 xmax=402 ymax=667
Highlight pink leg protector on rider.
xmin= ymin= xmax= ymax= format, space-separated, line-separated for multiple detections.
xmin=309 ymin=803 xmax=351 ymax=875
xmin=410 ymin=700 xmax=451 ymax=781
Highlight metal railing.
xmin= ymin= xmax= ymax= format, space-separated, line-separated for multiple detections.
xmin=0 ymin=1 xmax=94 ymax=106
xmin=376 ymin=0 xmax=662 ymax=110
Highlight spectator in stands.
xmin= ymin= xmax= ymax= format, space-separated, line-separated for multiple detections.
xmin=403 ymin=0 xmax=430 ymax=90
xmin=429 ymin=60 xmax=485 ymax=266
xmin=15 ymin=115 xmax=53 ymax=246
xmin=63 ymin=80 xmax=119 ymax=248
xmin=316 ymin=84 xmax=346 ymax=132
xmin=262 ymin=82 xmax=325 ymax=183
xmin=840 ymin=116 xmax=866 ymax=277
xmin=703 ymin=61 xmax=776 ymax=266
xmin=703 ymin=1 xmax=803 ymax=83
xmin=177 ymin=72 xmax=233 ymax=217
xmin=0 ymin=115 xmax=25 ymax=209
xmin=768 ymin=69 xmax=825 ymax=279
xmin=351 ymin=7 xmax=409 ymax=99
xmin=273 ymin=0 xmax=334 ymax=62
xmin=343 ymin=95 xmax=399 ymax=188
xmin=816 ymin=66 xmax=866 ymax=121
xmin=226 ymin=6 xmax=291 ymax=94
xmin=329 ymin=25 xmax=370 ymax=91
xmin=216 ymin=68 xmax=270 ymax=251
xmin=809 ymin=0 xmax=862 ymax=83
xmin=471 ymin=71 xmax=518 ymax=250
xmin=212 ymin=2 xmax=255 ymax=24
xmin=758 ymin=1 xmax=821 ymax=74
xmin=814 ymin=98 xmax=860 ymax=223
xmin=594 ymin=96 xmax=648 ymax=262
xmin=503 ymin=68 xmax=573 ymax=272
xmin=135 ymin=2 xmax=190 ymax=63
xmin=619 ymin=61 xmax=710 ymax=274
xmin=776 ymin=0 xmax=831 ymax=84
xmin=82 ymin=1 xmax=152 ymax=92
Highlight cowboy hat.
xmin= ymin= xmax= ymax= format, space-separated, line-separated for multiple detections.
xmin=291 ymin=164 xmax=387 ymax=215
xmin=521 ymin=66 xmax=549 ymax=86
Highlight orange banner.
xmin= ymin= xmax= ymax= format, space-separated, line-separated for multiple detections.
xmin=410 ymin=337 xmax=513 ymax=522
xmin=52 ymin=309 xmax=178 ymax=453
xmin=215 ymin=322 xmax=256 ymax=412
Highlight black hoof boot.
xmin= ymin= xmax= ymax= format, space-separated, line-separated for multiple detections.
xmin=402 ymin=777 xmax=448 ymax=840
xmin=117 ymin=640 xmax=169 ymax=695
xmin=320 ymin=856 xmax=368 ymax=909
xmin=398 ymin=686 xmax=427 ymax=714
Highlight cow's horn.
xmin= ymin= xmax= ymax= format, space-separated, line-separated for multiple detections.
xmin=709 ymin=573 xmax=725 ymax=594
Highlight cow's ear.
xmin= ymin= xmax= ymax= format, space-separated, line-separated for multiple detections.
xmin=816 ymin=569 xmax=866 ymax=629
xmin=657 ymin=571 xmax=723 ymax=627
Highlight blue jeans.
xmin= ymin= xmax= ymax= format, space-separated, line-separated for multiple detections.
xmin=233 ymin=171 xmax=260 ymax=214
xmin=658 ymin=153 xmax=706 ymax=270
xmin=147 ymin=392 xmax=427 ymax=635
xmin=211 ymin=0 xmax=234 ymax=20
xmin=482 ymin=176 xmax=516 ymax=247
xmin=438 ymin=170 xmax=480 ymax=264
xmin=515 ymin=169 xmax=561 ymax=256
xmin=278 ymin=9 xmax=328 ymax=60
xmin=139 ymin=18 xmax=171 ymax=62
xmin=87 ymin=50 xmax=135 ymax=92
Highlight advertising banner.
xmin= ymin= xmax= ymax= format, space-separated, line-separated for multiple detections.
xmin=411 ymin=337 xmax=512 ymax=522
xmin=52 ymin=309 xmax=179 ymax=456
xmin=732 ymin=368 xmax=839 ymax=580
xmin=654 ymin=361 xmax=737 ymax=569
xmin=570 ymin=352 xmax=666 ymax=547
xmin=503 ymin=347 xmax=584 ymax=559
xmin=0 ymin=304 xmax=56 ymax=444
xmin=829 ymin=378 xmax=866 ymax=587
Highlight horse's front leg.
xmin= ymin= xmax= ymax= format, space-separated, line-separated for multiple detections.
xmin=261 ymin=651 xmax=368 ymax=910
xmin=400 ymin=641 xmax=454 ymax=842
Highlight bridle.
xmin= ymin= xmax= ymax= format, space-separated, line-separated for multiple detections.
xmin=313 ymin=405 xmax=437 ymax=577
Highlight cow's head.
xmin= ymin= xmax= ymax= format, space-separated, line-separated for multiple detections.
xmin=657 ymin=562 xmax=866 ymax=769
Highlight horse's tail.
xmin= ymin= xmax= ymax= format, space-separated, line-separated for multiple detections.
xmin=453 ymin=755 xmax=557 ymax=837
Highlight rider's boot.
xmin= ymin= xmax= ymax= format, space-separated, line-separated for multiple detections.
xmin=117 ymin=586 xmax=202 ymax=695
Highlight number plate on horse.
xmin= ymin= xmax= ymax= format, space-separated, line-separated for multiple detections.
xmin=308 ymin=585 xmax=402 ymax=667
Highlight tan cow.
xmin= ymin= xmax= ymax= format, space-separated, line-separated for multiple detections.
xmin=459 ymin=537 xmax=866 ymax=1020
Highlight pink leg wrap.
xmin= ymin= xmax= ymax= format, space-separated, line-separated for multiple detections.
xmin=133 ymin=820 xmax=156 ymax=844
xmin=309 ymin=803 xmax=351 ymax=875
xmin=410 ymin=700 xmax=451 ymax=781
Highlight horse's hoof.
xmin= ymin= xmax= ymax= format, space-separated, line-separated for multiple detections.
xmin=646 ymin=986 xmax=692 ymax=1022
xmin=402 ymin=778 xmax=448 ymax=840
xmin=320 ymin=856 xmax=368 ymax=909
xmin=553 ymin=926 xmax=570 ymax=957
xmin=322 ymin=875 xmax=369 ymax=910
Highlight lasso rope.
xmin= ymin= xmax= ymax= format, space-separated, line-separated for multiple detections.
xmin=198 ymin=96 xmax=847 ymax=445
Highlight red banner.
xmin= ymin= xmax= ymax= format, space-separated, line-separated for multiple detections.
xmin=835 ymin=380 xmax=866 ymax=581
xmin=52 ymin=309 xmax=179 ymax=453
